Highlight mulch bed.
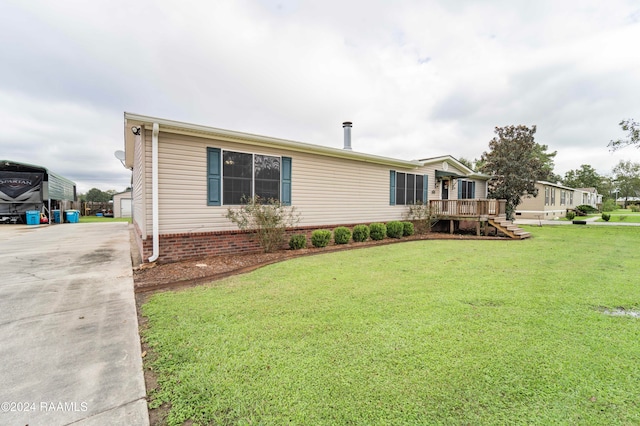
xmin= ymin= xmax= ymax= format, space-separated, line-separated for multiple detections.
xmin=133 ymin=232 xmax=508 ymax=295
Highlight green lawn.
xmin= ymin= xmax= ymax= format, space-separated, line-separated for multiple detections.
xmin=597 ymin=212 xmax=640 ymax=223
xmin=79 ymin=215 xmax=131 ymax=223
xmin=142 ymin=226 xmax=640 ymax=425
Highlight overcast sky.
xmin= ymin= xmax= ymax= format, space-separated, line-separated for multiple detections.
xmin=1 ymin=0 xmax=639 ymax=193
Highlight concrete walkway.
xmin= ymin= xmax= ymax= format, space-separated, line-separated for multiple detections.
xmin=515 ymin=215 xmax=640 ymax=226
xmin=0 ymin=223 xmax=148 ymax=425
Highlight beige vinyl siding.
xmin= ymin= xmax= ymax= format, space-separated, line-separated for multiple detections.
xmin=132 ymin=132 xmax=148 ymax=238
xmin=517 ymin=182 xmax=576 ymax=219
xmin=290 ymin=152 xmax=402 ymax=226
xmin=139 ymin=131 xmax=493 ymax=236
xmin=147 ymin=132 xmax=412 ymax=235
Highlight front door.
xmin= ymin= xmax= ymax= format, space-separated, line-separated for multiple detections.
xmin=442 ymin=180 xmax=449 ymax=200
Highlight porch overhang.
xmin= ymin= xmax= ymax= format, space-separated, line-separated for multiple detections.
xmin=435 ymin=170 xmax=466 ymax=180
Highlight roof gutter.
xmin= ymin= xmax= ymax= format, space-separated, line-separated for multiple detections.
xmin=124 ymin=112 xmax=421 ymax=169
xmin=148 ymin=122 xmax=160 ymax=263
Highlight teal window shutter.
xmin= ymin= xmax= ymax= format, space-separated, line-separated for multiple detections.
xmin=281 ymin=156 xmax=292 ymax=206
xmin=390 ymin=171 xmax=396 ymax=205
xmin=207 ymin=147 xmax=221 ymax=206
xmin=458 ymin=179 xmax=463 ymax=199
xmin=423 ymin=175 xmax=428 ymax=202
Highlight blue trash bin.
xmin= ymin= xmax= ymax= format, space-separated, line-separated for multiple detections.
xmin=26 ymin=210 xmax=40 ymax=225
xmin=53 ymin=210 xmax=61 ymax=224
xmin=65 ymin=210 xmax=79 ymax=223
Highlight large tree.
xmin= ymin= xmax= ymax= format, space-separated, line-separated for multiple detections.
xmin=562 ymin=164 xmax=603 ymax=191
xmin=609 ymin=119 xmax=640 ymax=151
xmin=612 ymin=160 xmax=640 ymax=206
xmin=84 ymin=188 xmax=113 ymax=203
xmin=479 ymin=125 xmax=552 ymax=220
xmin=531 ymin=142 xmax=558 ymax=182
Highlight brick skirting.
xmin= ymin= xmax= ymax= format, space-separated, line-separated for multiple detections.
xmin=135 ymin=223 xmax=371 ymax=264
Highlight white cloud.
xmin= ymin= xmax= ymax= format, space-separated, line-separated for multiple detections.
xmin=0 ymin=0 xmax=639 ymax=193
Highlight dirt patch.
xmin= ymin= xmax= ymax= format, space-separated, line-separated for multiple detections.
xmin=598 ymin=307 xmax=640 ymax=318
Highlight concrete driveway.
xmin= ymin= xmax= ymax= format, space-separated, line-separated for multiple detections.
xmin=0 ymin=223 xmax=148 ymax=425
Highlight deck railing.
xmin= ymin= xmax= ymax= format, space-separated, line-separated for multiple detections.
xmin=429 ymin=199 xmax=506 ymax=218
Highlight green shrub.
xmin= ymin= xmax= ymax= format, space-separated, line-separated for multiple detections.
xmin=403 ymin=202 xmax=433 ymax=234
xmin=576 ymin=204 xmax=597 ymax=215
xmin=352 ymin=224 xmax=370 ymax=242
xmin=631 ymin=205 xmax=640 ymax=213
xmin=333 ymin=226 xmax=352 ymax=245
xmin=369 ymin=223 xmax=387 ymax=241
xmin=601 ymin=213 xmax=611 ymax=222
xmin=402 ymin=221 xmax=414 ymax=236
xmin=289 ymin=234 xmax=307 ymax=250
xmin=386 ymin=221 xmax=404 ymax=238
xmin=565 ymin=211 xmax=576 ymax=221
xmin=601 ymin=199 xmax=617 ymax=212
xmin=311 ymin=229 xmax=332 ymax=248
xmin=225 ymin=196 xmax=301 ymax=253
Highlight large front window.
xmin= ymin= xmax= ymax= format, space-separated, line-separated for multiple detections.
xmin=392 ymin=172 xmax=425 ymax=205
xmin=223 ymin=151 xmax=281 ymax=204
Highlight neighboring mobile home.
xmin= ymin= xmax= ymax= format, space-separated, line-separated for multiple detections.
xmin=575 ymin=187 xmax=602 ymax=210
xmin=515 ymin=181 xmax=603 ymax=219
xmin=123 ymin=113 xmax=498 ymax=263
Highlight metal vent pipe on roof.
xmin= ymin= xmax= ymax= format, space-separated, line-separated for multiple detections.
xmin=342 ymin=121 xmax=352 ymax=150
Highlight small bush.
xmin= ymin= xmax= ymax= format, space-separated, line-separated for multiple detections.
xmin=402 ymin=221 xmax=415 ymax=236
xmin=369 ymin=223 xmax=387 ymax=241
xmin=311 ymin=229 xmax=332 ymax=248
xmin=601 ymin=213 xmax=611 ymax=222
xmin=352 ymin=224 xmax=370 ymax=242
xmin=565 ymin=211 xmax=576 ymax=221
xmin=289 ymin=234 xmax=307 ymax=250
xmin=333 ymin=226 xmax=352 ymax=244
xmin=576 ymin=204 xmax=597 ymax=215
xmin=386 ymin=221 xmax=404 ymax=238
xmin=225 ymin=196 xmax=301 ymax=253
xmin=631 ymin=205 xmax=640 ymax=213
xmin=404 ymin=202 xmax=433 ymax=234
xmin=601 ymin=199 xmax=617 ymax=212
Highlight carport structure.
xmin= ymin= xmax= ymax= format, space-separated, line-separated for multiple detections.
xmin=0 ymin=159 xmax=77 ymax=224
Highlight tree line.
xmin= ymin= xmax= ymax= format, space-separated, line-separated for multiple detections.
xmin=79 ymin=187 xmax=130 ymax=203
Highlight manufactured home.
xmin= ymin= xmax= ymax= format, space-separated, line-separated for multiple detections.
xmin=123 ymin=113 xmax=525 ymax=263
xmin=515 ymin=181 xmax=603 ymax=219
xmin=575 ymin=187 xmax=602 ymax=209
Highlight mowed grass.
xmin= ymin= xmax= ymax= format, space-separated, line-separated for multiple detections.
xmin=79 ymin=215 xmax=131 ymax=223
xmin=142 ymin=226 xmax=640 ymax=425
xmin=597 ymin=211 xmax=640 ymax=223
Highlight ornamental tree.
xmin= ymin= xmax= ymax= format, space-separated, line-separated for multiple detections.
xmin=479 ymin=125 xmax=553 ymax=220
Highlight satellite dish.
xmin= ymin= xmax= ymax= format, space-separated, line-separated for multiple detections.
xmin=114 ymin=150 xmax=125 ymax=161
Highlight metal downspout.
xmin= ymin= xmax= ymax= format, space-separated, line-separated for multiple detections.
xmin=148 ymin=123 xmax=160 ymax=262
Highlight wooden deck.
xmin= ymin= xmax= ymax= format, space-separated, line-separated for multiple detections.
xmin=428 ymin=199 xmax=530 ymax=239
xmin=429 ymin=199 xmax=506 ymax=219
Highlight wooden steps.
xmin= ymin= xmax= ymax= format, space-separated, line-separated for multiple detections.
xmin=488 ymin=216 xmax=532 ymax=239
